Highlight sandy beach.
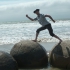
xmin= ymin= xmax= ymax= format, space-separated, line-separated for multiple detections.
xmin=0 ymin=42 xmax=68 ymax=70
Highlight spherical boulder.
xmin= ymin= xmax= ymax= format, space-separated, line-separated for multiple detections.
xmin=0 ymin=51 xmax=18 ymax=70
xmin=10 ymin=40 xmax=48 ymax=69
xmin=50 ymin=40 xmax=70 ymax=69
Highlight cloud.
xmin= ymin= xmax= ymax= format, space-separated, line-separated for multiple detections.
xmin=0 ymin=0 xmax=70 ymax=21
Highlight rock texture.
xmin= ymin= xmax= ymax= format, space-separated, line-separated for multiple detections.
xmin=50 ymin=40 xmax=70 ymax=69
xmin=10 ymin=40 xmax=48 ymax=69
xmin=0 ymin=51 xmax=18 ymax=70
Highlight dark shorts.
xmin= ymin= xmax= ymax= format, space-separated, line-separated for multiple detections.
xmin=36 ymin=24 xmax=55 ymax=37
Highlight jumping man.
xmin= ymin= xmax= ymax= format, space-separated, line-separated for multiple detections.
xmin=26 ymin=9 xmax=62 ymax=42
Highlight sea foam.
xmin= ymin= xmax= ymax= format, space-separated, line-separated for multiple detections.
xmin=0 ymin=20 xmax=70 ymax=45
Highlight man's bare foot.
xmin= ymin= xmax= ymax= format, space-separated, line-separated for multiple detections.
xmin=32 ymin=40 xmax=37 ymax=42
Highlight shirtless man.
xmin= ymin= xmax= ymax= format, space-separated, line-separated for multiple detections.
xmin=26 ymin=9 xmax=62 ymax=42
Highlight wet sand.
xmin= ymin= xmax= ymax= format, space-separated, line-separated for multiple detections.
xmin=0 ymin=44 xmax=14 ymax=53
xmin=0 ymin=42 xmax=68 ymax=70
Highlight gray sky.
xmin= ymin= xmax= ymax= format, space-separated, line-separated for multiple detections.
xmin=0 ymin=0 xmax=70 ymax=21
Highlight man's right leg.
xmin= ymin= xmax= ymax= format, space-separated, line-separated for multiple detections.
xmin=32 ymin=32 xmax=39 ymax=42
xmin=33 ymin=26 xmax=47 ymax=42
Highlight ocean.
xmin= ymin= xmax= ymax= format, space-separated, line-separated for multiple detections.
xmin=0 ymin=20 xmax=70 ymax=45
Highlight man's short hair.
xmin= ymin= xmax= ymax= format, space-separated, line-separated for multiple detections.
xmin=34 ymin=9 xmax=40 ymax=13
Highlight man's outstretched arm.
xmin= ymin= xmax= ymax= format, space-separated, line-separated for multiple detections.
xmin=45 ymin=15 xmax=55 ymax=23
xmin=26 ymin=14 xmax=34 ymax=21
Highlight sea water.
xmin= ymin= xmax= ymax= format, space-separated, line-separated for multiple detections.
xmin=0 ymin=20 xmax=70 ymax=45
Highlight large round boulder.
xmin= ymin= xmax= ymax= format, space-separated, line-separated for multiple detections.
xmin=0 ymin=51 xmax=18 ymax=70
xmin=10 ymin=40 xmax=48 ymax=69
xmin=50 ymin=40 xmax=70 ymax=69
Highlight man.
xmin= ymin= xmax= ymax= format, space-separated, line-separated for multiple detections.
xmin=26 ymin=9 xmax=62 ymax=42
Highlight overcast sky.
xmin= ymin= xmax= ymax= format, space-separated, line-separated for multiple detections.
xmin=0 ymin=0 xmax=70 ymax=21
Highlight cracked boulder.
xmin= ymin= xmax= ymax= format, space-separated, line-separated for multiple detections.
xmin=0 ymin=51 xmax=18 ymax=70
xmin=49 ymin=40 xmax=70 ymax=69
xmin=10 ymin=40 xmax=48 ymax=69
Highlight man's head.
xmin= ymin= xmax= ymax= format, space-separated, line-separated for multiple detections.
xmin=33 ymin=9 xmax=40 ymax=15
